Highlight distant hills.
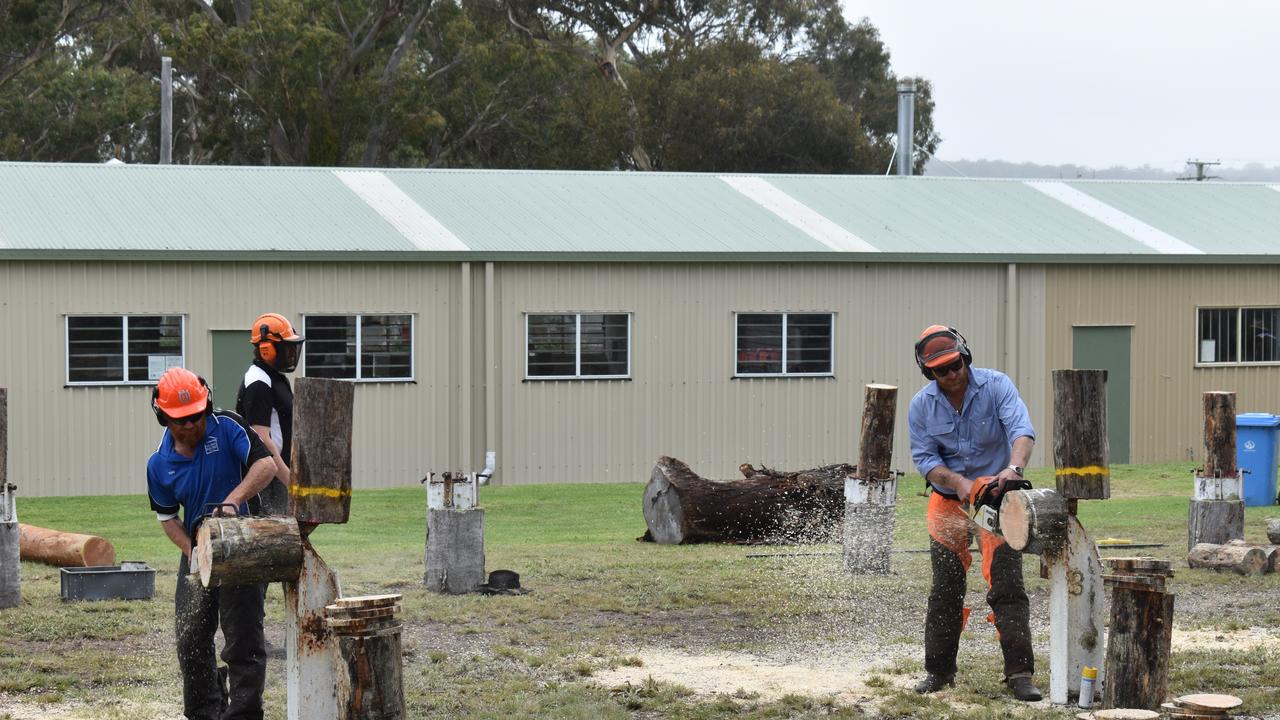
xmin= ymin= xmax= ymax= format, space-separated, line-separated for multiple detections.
xmin=924 ymin=158 xmax=1280 ymax=182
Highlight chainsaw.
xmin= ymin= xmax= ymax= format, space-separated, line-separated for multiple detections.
xmin=968 ymin=476 xmax=1033 ymax=534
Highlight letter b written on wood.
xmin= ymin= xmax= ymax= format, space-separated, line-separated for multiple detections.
xmin=289 ymin=378 xmax=355 ymax=525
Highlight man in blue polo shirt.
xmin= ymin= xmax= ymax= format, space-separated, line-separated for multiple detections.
xmin=907 ymin=325 xmax=1041 ymax=702
xmin=147 ymin=367 xmax=276 ymax=720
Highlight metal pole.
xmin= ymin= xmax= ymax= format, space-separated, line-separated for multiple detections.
xmin=896 ymin=79 xmax=916 ymax=176
xmin=160 ymin=57 xmax=173 ymax=165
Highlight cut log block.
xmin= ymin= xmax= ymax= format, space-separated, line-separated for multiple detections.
xmin=424 ymin=508 xmax=486 ymax=594
xmin=290 ymin=377 xmax=354 ymax=525
xmin=1267 ymin=518 xmax=1280 ymax=545
xmin=1000 ymin=488 xmax=1068 ymax=555
xmin=1186 ymin=542 xmax=1267 ymax=575
xmin=0 ymin=521 xmax=18 ymax=609
xmin=1102 ymin=587 xmax=1174 ymax=711
xmin=857 ymin=384 xmax=897 ymax=482
xmin=1053 ymin=369 xmax=1110 ymax=500
xmin=1187 ymin=499 xmax=1244 ymax=550
xmin=1202 ymin=392 xmax=1236 ymax=479
xmin=194 ymin=515 xmax=303 ymax=587
xmin=1225 ymin=539 xmax=1280 ymax=574
xmin=18 ymin=524 xmax=116 ymax=567
xmin=642 ymin=457 xmax=851 ymax=544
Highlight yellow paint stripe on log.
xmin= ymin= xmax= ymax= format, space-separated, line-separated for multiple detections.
xmin=1055 ymin=466 xmax=1110 ymax=477
xmin=288 ymin=485 xmax=352 ymax=499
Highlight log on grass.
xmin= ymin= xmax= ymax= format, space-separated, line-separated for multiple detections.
xmin=18 ymin=524 xmax=116 ymax=567
xmin=1225 ymin=539 xmax=1280 ymax=574
xmin=194 ymin=515 xmax=303 ymax=587
xmin=1186 ymin=542 xmax=1267 ymax=575
xmin=999 ymin=488 xmax=1068 ymax=556
xmin=642 ymin=456 xmax=853 ymax=544
xmin=1267 ymin=518 xmax=1280 ymax=545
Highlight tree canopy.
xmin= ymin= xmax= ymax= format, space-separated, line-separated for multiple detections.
xmin=0 ymin=0 xmax=939 ymax=172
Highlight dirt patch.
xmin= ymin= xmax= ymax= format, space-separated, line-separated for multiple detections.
xmin=1171 ymin=627 xmax=1280 ymax=653
xmin=0 ymin=696 xmax=183 ymax=720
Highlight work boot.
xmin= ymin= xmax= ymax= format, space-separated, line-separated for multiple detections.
xmin=1006 ymin=676 xmax=1042 ymax=702
xmin=913 ymin=673 xmax=954 ymax=694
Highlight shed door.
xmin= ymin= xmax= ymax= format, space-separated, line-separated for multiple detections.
xmin=1072 ymin=326 xmax=1131 ymax=464
xmin=211 ymin=330 xmax=251 ymax=412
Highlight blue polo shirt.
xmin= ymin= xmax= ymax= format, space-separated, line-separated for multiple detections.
xmin=908 ymin=367 xmax=1036 ymax=497
xmin=147 ymin=410 xmax=271 ymax=538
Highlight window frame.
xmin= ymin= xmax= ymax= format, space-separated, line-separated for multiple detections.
xmin=523 ymin=312 xmax=632 ymax=380
xmin=1195 ymin=305 xmax=1280 ymax=368
xmin=301 ymin=313 xmax=416 ymax=382
xmin=733 ymin=311 xmax=836 ymax=378
xmin=64 ymin=313 xmax=187 ymax=386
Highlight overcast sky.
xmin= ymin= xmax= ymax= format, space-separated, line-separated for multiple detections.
xmin=846 ymin=1 xmax=1278 ymax=170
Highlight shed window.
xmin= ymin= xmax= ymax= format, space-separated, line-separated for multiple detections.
xmin=66 ymin=315 xmax=185 ymax=385
xmin=303 ymin=314 xmax=414 ymax=381
xmin=526 ymin=313 xmax=630 ymax=379
xmin=735 ymin=313 xmax=834 ymax=376
xmin=1198 ymin=307 xmax=1280 ymax=364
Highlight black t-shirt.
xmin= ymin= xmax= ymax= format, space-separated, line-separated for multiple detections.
xmin=235 ymin=359 xmax=294 ymax=465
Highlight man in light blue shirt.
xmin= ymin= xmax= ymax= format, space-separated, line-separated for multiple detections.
xmin=907 ymin=325 xmax=1040 ymax=702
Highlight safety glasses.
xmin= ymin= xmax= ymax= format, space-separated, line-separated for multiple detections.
xmin=168 ymin=412 xmax=204 ymax=427
xmin=932 ymin=358 xmax=966 ymax=378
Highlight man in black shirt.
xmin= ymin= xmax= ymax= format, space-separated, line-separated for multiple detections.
xmin=235 ymin=313 xmax=305 ymax=515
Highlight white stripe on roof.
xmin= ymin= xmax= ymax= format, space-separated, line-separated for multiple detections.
xmin=718 ymin=175 xmax=877 ymax=252
xmin=1026 ymin=181 xmax=1203 ymax=255
xmin=335 ymin=170 xmax=468 ymax=252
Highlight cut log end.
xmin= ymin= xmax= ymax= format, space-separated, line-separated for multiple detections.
xmin=999 ymin=488 xmax=1067 ymax=554
xmin=642 ymin=463 xmax=687 ymax=545
xmin=1187 ymin=542 xmax=1267 ymax=575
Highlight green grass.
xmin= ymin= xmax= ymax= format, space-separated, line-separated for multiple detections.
xmin=1 ymin=462 xmax=1279 ymax=719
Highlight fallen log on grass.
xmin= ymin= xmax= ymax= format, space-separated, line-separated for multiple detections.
xmin=18 ymin=524 xmax=116 ymax=567
xmin=1225 ymin=539 xmax=1280 ymax=574
xmin=1186 ymin=542 xmax=1268 ymax=575
xmin=1267 ymin=518 xmax=1280 ymax=545
xmin=641 ymin=456 xmax=853 ymax=545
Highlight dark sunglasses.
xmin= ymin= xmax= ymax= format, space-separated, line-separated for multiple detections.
xmin=168 ymin=412 xmax=205 ymax=427
xmin=932 ymin=358 xmax=966 ymax=377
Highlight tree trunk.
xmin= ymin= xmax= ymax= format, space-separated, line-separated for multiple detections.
xmin=642 ymin=456 xmax=851 ymax=544
xmin=1186 ymin=542 xmax=1267 ymax=575
xmin=18 ymin=524 xmax=116 ymax=567
xmin=1267 ymin=518 xmax=1280 ymax=545
xmin=1225 ymin=539 xmax=1280 ymax=574
xmin=1202 ymin=391 xmax=1236 ymax=479
xmin=194 ymin=515 xmax=303 ymax=587
xmin=1052 ymin=369 xmax=1109 ymax=500
xmin=291 ymin=377 xmax=355 ymax=525
xmin=999 ymin=488 xmax=1067 ymax=555
xmin=1187 ymin=499 xmax=1244 ymax=550
xmin=1102 ymin=587 xmax=1173 ymax=711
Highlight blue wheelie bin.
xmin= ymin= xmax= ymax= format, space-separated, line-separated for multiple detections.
xmin=1236 ymin=413 xmax=1280 ymax=506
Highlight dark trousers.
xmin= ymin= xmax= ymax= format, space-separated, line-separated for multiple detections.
xmin=924 ymin=492 xmax=1034 ymax=680
xmin=175 ymin=555 xmax=267 ymax=720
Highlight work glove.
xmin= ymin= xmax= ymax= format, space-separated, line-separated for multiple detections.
xmin=968 ymin=476 xmax=1033 ymax=532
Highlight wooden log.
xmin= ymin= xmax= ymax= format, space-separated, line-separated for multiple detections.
xmin=335 ymin=629 xmax=405 ymax=719
xmin=290 ymin=377 xmax=354 ymax=525
xmin=999 ymin=488 xmax=1068 ymax=555
xmin=1053 ymin=369 xmax=1110 ymax=500
xmin=1187 ymin=499 xmax=1244 ymax=550
xmin=1224 ymin=539 xmax=1280 ymax=574
xmin=1102 ymin=587 xmax=1174 ymax=711
xmin=642 ymin=457 xmax=850 ymax=544
xmin=857 ymin=384 xmax=897 ymax=481
xmin=1267 ymin=518 xmax=1280 ymax=545
xmin=1202 ymin=391 xmax=1236 ymax=479
xmin=1186 ymin=542 xmax=1267 ymax=575
xmin=424 ymin=508 xmax=485 ymax=594
xmin=18 ymin=524 xmax=116 ymax=567
xmin=193 ymin=514 xmax=303 ymax=587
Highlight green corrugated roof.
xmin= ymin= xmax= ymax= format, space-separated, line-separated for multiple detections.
xmin=0 ymin=162 xmax=1277 ymax=262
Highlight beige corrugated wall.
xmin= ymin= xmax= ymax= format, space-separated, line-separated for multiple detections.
xmin=1043 ymin=264 xmax=1280 ymax=464
xmin=0 ymin=260 xmax=1049 ymax=495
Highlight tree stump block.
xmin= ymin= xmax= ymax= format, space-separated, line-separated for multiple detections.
xmin=844 ymin=384 xmax=898 ymax=575
xmin=18 ymin=524 xmax=116 ymax=567
xmin=1187 ymin=500 xmax=1244 ymax=551
xmin=194 ymin=515 xmax=303 ymax=587
xmin=290 ymin=378 xmax=354 ymax=525
xmin=1202 ymin=392 xmax=1236 ymax=479
xmin=1102 ymin=587 xmax=1174 ymax=711
xmin=1000 ymin=488 xmax=1068 ymax=555
xmin=424 ymin=508 xmax=485 ymax=594
xmin=326 ymin=595 xmax=405 ymax=720
xmin=1267 ymin=518 xmax=1280 ymax=545
xmin=1187 ymin=542 xmax=1268 ymax=575
xmin=1053 ymin=370 xmax=1110 ymax=500
xmin=0 ymin=520 xmax=17 ymax=609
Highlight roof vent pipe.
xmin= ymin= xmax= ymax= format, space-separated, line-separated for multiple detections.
xmin=896 ymin=79 xmax=916 ymax=176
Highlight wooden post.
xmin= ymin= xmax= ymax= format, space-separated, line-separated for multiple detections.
xmin=1190 ymin=392 xmax=1244 ymax=549
xmin=193 ymin=515 xmax=303 ymax=587
xmin=843 ymin=384 xmax=898 ymax=575
xmin=0 ymin=389 xmax=18 ymax=609
xmin=327 ymin=595 xmax=405 ymax=719
xmin=290 ymin=378 xmax=355 ymax=525
xmin=1053 ymin=370 xmax=1110 ymax=500
xmin=1044 ymin=512 xmax=1104 ymax=704
xmin=424 ymin=508 xmax=486 ymax=594
xmin=1102 ymin=571 xmax=1174 ymax=711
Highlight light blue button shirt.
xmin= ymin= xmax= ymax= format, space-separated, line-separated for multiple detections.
xmin=908 ymin=367 xmax=1036 ymax=495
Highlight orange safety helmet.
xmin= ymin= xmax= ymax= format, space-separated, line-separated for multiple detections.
xmin=250 ymin=312 xmax=305 ymax=371
xmin=151 ymin=367 xmax=212 ymax=426
xmin=914 ymin=325 xmax=972 ymax=379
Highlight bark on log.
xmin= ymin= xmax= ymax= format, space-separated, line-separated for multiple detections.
xmin=1102 ymin=587 xmax=1173 ymax=711
xmin=194 ymin=515 xmax=303 ymax=587
xmin=18 ymin=524 xmax=116 ymax=567
xmin=1202 ymin=391 xmax=1236 ymax=479
xmin=1052 ymin=369 xmax=1110 ymax=500
xmin=999 ymin=488 xmax=1068 ymax=555
xmin=642 ymin=457 xmax=851 ymax=544
xmin=857 ymin=384 xmax=897 ymax=481
xmin=1186 ymin=542 xmax=1267 ymax=575
xmin=1187 ymin=499 xmax=1244 ymax=550
xmin=1225 ymin=539 xmax=1280 ymax=574
xmin=1267 ymin=518 xmax=1280 ymax=545
xmin=290 ymin=377 xmax=354 ymax=525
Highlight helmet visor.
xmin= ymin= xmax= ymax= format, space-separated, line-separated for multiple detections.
xmin=920 ymin=334 xmax=962 ymax=368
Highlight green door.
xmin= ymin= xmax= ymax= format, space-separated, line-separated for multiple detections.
xmin=1072 ymin=326 xmax=1132 ymax=464
xmin=211 ymin=330 xmax=251 ymax=412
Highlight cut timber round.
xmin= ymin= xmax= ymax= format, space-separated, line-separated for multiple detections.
xmin=1091 ymin=709 xmax=1159 ymax=719
xmin=18 ymin=524 xmax=115 ymax=567
xmin=194 ymin=515 xmax=303 ymax=587
xmin=642 ymin=456 xmax=850 ymax=544
xmin=999 ymin=488 xmax=1067 ymax=554
xmin=1175 ymin=693 xmax=1242 ymax=711
xmin=1186 ymin=542 xmax=1267 ymax=575
xmin=1268 ymin=518 xmax=1280 ymax=545
xmin=1225 ymin=539 xmax=1280 ymax=573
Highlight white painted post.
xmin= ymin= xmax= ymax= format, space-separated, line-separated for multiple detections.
xmin=285 ymin=543 xmax=343 ymax=720
xmin=1045 ymin=514 xmax=1104 ymax=705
